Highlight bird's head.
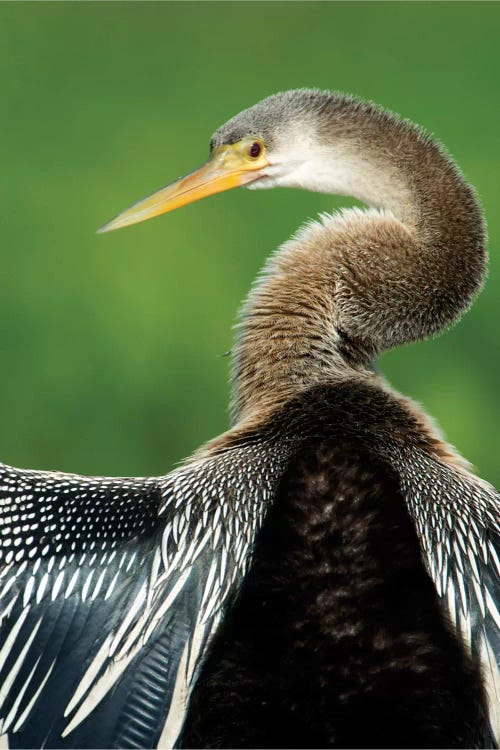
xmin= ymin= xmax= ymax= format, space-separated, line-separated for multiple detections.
xmin=98 ymin=89 xmax=341 ymax=233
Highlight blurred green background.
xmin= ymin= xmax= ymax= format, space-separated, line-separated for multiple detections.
xmin=1 ymin=2 xmax=499 ymax=485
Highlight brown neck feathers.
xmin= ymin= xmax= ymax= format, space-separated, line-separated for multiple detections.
xmin=230 ymin=98 xmax=486 ymax=424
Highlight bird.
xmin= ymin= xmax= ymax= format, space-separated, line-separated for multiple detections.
xmin=0 ymin=88 xmax=499 ymax=749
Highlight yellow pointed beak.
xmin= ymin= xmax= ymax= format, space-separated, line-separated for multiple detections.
xmin=98 ymin=140 xmax=269 ymax=234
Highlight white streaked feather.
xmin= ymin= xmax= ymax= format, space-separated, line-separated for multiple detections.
xmin=103 ymin=570 xmax=119 ymax=601
xmin=199 ymin=558 xmax=219 ymax=612
xmin=148 ymin=548 xmax=162 ymax=603
xmin=480 ymin=632 xmax=500 ymax=744
xmin=467 ymin=547 xmax=481 ymax=582
xmin=445 ymin=580 xmax=457 ymax=627
xmin=471 ymin=576 xmax=486 ymax=618
xmin=51 ymin=570 xmax=65 ymax=601
xmin=485 ymin=588 xmax=500 ymax=631
xmin=433 ymin=568 xmax=443 ymax=597
xmin=489 ymin=541 xmax=500 ymax=578
xmin=80 ymin=570 xmax=95 ymax=603
xmin=0 ymin=566 xmax=14 ymax=582
xmin=125 ymin=551 xmax=137 ymax=573
xmin=156 ymin=609 xmax=219 ymax=750
xmin=201 ymin=588 xmax=223 ymax=626
xmin=64 ymin=633 xmax=114 ymax=717
xmin=456 ymin=571 xmax=468 ymax=616
xmin=12 ymin=658 xmax=55 ymax=734
xmin=62 ymin=640 xmax=141 ymax=738
xmin=452 ymin=539 xmax=465 ymax=572
xmin=35 ymin=573 xmax=49 ymax=605
xmin=1 ymin=656 xmax=41 ymax=733
xmin=114 ymin=608 xmax=150 ymax=663
xmin=64 ymin=569 xmax=80 ymax=599
xmin=0 ymin=618 xmax=42 ymax=710
xmin=90 ymin=569 xmax=107 ymax=601
xmin=109 ymin=583 xmax=147 ymax=656
xmin=458 ymin=609 xmax=472 ymax=653
xmin=218 ymin=547 xmax=228 ymax=585
xmin=187 ymin=614 xmax=217 ymax=688
xmin=0 ymin=579 xmax=16 ymax=603
xmin=159 ymin=534 xmax=190 ymax=582
xmin=156 ymin=632 xmax=190 ymax=750
xmin=0 ymin=607 xmax=30 ymax=674
xmin=141 ymin=568 xmax=192 ymax=646
xmin=0 ymin=597 xmax=18 ymax=628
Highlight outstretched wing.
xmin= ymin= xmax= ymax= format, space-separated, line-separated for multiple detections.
xmin=397 ymin=448 xmax=500 ymax=742
xmin=0 ymin=441 xmax=284 ymax=749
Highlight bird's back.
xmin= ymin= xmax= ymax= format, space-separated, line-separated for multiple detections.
xmin=182 ymin=379 xmax=498 ymax=748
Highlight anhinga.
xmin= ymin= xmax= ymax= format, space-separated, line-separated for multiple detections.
xmin=0 ymin=89 xmax=498 ymax=749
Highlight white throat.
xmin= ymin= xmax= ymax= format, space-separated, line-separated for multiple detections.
xmin=249 ymin=141 xmax=417 ymax=227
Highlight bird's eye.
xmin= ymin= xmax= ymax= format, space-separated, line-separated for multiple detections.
xmin=248 ymin=141 xmax=262 ymax=159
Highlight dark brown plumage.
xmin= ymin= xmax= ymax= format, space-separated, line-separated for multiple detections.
xmin=183 ymin=383 xmax=494 ymax=748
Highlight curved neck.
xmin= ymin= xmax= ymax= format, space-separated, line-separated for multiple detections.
xmin=231 ymin=101 xmax=487 ymax=424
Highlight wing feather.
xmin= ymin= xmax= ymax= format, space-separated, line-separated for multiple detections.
xmin=0 ymin=439 xmax=286 ymax=748
xmin=395 ymin=448 xmax=500 ymax=742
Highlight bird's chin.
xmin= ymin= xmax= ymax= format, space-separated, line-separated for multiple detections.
xmin=246 ymin=174 xmax=280 ymax=191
